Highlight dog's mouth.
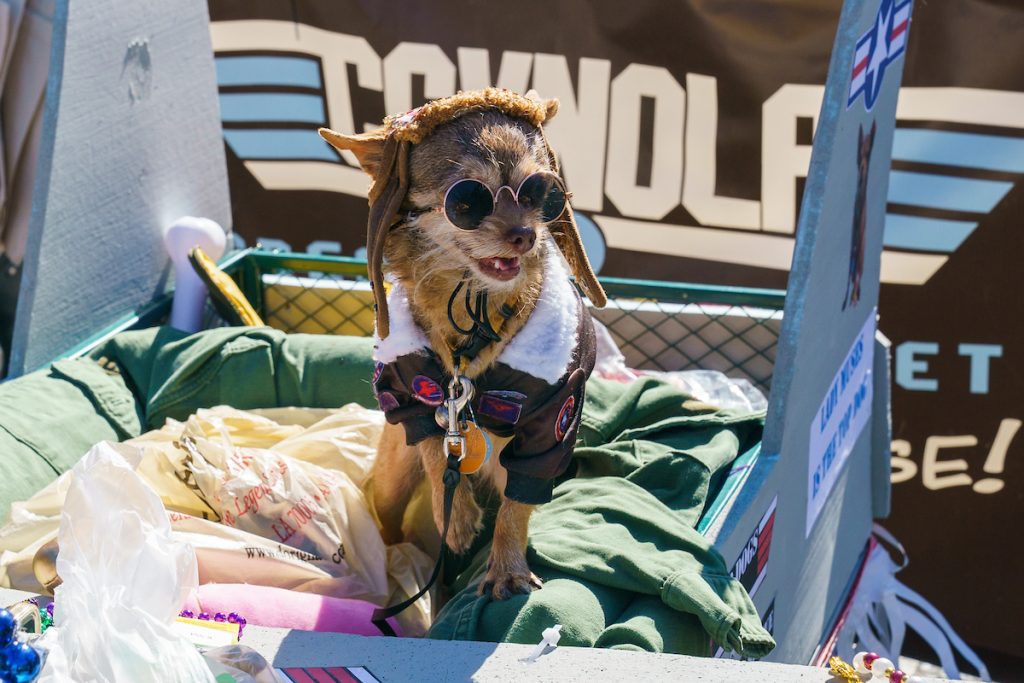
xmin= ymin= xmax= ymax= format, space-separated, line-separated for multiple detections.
xmin=476 ymin=256 xmax=521 ymax=281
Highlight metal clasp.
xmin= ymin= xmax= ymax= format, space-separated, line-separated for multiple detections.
xmin=435 ymin=376 xmax=474 ymax=460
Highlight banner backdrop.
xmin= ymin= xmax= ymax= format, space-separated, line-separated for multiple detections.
xmin=207 ymin=0 xmax=1024 ymax=658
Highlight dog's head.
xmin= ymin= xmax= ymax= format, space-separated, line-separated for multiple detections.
xmin=319 ymin=89 xmax=605 ymax=337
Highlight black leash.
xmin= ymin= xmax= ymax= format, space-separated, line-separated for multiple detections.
xmin=371 ymin=453 xmax=461 ymax=636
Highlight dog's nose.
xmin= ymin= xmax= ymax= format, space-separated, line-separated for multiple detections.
xmin=505 ymin=226 xmax=536 ymax=253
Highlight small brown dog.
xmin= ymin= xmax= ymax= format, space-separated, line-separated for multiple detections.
xmin=320 ymin=89 xmax=605 ymax=599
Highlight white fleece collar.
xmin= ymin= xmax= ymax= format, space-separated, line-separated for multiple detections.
xmin=373 ymin=246 xmax=580 ymax=384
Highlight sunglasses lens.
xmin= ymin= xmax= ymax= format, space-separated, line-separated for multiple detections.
xmin=519 ymin=173 xmax=567 ymax=223
xmin=444 ymin=179 xmax=493 ymax=230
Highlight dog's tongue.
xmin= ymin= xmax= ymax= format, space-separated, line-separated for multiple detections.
xmin=481 ymin=257 xmax=519 ymax=272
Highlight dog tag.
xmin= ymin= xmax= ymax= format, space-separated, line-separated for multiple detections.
xmin=459 ymin=421 xmax=491 ymax=474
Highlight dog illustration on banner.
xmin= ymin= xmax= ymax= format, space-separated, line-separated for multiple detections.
xmin=843 ymin=121 xmax=876 ymax=311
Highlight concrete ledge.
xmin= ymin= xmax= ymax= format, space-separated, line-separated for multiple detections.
xmin=245 ymin=626 xmax=951 ymax=683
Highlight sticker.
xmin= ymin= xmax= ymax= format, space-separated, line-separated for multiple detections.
xmin=807 ymin=311 xmax=876 ymax=536
xmin=847 ymin=0 xmax=911 ymax=111
xmin=478 ymin=392 xmax=524 ymax=424
xmin=276 ymin=666 xmax=381 ymax=683
xmin=554 ymin=395 xmax=576 ymax=442
xmin=372 ymin=361 xmax=384 ymax=384
xmin=377 ymin=391 xmax=399 ymax=413
xmin=843 ymin=121 xmax=876 ymax=311
xmin=731 ymin=495 xmax=777 ymax=600
xmin=411 ymin=375 xmax=444 ymax=406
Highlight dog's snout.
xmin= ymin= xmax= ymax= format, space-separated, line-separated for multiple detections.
xmin=505 ymin=226 xmax=536 ymax=253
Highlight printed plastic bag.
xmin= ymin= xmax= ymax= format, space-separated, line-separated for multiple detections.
xmin=178 ymin=411 xmax=391 ymax=604
xmin=37 ymin=441 xmax=215 ymax=682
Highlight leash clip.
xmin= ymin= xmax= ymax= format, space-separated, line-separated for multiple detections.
xmin=436 ymin=376 xmax=475 ymax=436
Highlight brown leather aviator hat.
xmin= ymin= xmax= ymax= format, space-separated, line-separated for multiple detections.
xmin=318 ymin=88 xmax=607 ymax=339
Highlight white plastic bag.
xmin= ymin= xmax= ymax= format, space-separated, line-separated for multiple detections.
xmin=38 ymin=441 xmax=215 ymax=682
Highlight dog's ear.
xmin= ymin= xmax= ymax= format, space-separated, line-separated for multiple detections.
xmin=319 ymin=128 xmax=386 ymax=177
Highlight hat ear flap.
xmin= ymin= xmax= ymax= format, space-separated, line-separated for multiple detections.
xmin=550 ymin=206 xmax=607 ymax=308
xmin=364 ymin=136 xmax=411 ymax=339
xmin=537 ymin=125 xmax=606 ymax=307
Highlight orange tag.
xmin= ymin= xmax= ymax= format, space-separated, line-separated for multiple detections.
xmin=459 ymin=422 xmax=491 ymax=474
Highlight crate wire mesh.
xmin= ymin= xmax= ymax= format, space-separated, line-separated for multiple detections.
xmin=225 ymin=250 xmax=786 ymax=394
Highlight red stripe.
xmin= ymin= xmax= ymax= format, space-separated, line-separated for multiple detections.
xmin=891 ymin=19 xmax=908 ymax=38
xmin=283 ymin=669 xmax=319 ymax=683
xmin=325 ymin=668 xmax=360 ymax=683
xmin=852 ymin=58 xmax=868 ymax=78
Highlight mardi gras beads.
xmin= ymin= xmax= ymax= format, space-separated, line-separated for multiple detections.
xmin=0 ymin=609 xmax=41 ymax=683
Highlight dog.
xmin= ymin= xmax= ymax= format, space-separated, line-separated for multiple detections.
xmin=319 ymin=89 xmax=606 ymax=600
xmin=843 ymin=121 xmax=876 ymax=311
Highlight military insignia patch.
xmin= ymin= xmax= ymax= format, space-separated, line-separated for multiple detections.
xmin=554 ymin=395 xmax=576 ymax=442
xmin=377 ymin=391 xmax=399 ymax=413
xmin=478 ymin=392 xmax=524 ymax=424
xmin=411 ymin=375 xmax=444 ymax=406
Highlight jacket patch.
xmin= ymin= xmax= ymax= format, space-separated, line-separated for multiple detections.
xmin=411 ymin=375 xmax=444 ymax=406
xmin=478 ymin=392 xmax=524 ymax=424
xmin=555 ymin=395 xmax=576 ymax=442
xmin=372 ymin=361 xmax=384 ymax=384
xmin=377 ymin=391 xmax=399 ymax=413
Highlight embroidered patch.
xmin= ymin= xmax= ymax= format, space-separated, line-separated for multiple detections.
xmin=411 ymin=375 xmax=444 ymax=406
xmin=484 ymin=389 xmax=527 ymax=401
xmin=377 ymin=391 xmax=399 ymax=413
xmin=554 ymin=395 xmax=576 ymax=442
xmin=372 ymin=361 xmax=384 ymax=384
xmin=478 ymin=392 xmax=524 ymax=425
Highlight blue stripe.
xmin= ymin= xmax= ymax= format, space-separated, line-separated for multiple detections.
xmin=893 ymin=129 xmax=1024 ymax=173
xmin=216 ymin=56 xmax=321 ymax=88
xmin=887 ymin=171 xmax=1013 ymax=213
xmin=883 ymin=214 xmax=977 ymax=253
xmin=219 ymin=93 xmax=325 ymax=124
xmin=223 ymin=129 xmax=337 ymax=161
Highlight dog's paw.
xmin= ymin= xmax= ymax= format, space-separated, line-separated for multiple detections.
xmin=478 ymin=565 xmax=543 ymax=600
xmin=439 ymin=493 xmax=482 ymax=554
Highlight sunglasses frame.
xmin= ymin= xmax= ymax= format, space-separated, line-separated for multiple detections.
xmin=438 ymin=170 xmax=570 ymax=231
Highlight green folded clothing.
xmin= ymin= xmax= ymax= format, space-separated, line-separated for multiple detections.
xmin=429 ymin=377 xmax=775 ymax=659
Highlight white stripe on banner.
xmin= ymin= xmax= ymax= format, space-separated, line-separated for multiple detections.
xmin=854 ymin=42 xmax=871 ymax=63
xmin=893 ymin=5 xmax=910 ymax=23
xmin=850 ymin=70 xmax=866 ymax=93
xmin=889 ymin=33 xmax=906 ymax=52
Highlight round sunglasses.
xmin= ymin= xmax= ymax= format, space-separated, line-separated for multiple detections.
xmin=439 ymin=171 xmax=570 ymax=230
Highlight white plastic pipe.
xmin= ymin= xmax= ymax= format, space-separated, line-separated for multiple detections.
xmin=163 ymin=216 xmax=226 ymax=333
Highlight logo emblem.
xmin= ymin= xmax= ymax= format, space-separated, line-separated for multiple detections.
xmin=554 ymin=395 xmax=576 ymax=442
xmin=848 ymin=0 xmax=911 ymax=111
xmin=411 ymin=375 xmax=444 ymax=406
xmin=372 ymin=361 xmax=384 ymax=384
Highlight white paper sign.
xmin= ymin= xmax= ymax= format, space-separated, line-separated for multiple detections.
xmin=806 ymin=310 xmax=876 ymax=536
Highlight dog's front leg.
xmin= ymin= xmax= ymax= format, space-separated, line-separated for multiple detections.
xmin=370 ymin=422 xmax=422 ymax=545
xmin=419 ymin=436 xmax=482 ymax=554
xmin=480 ymin=496 xmax=543 ymax=599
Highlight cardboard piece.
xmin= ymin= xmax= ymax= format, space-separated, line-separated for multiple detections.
xmin=705 ymin=0 xmax=909 ymax=663
xmin=8 ymin=0 xmax=231 ymax=375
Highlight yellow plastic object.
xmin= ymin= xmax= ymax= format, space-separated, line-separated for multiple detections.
xmin=189 ymin=247 xmax=264 ymax=327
